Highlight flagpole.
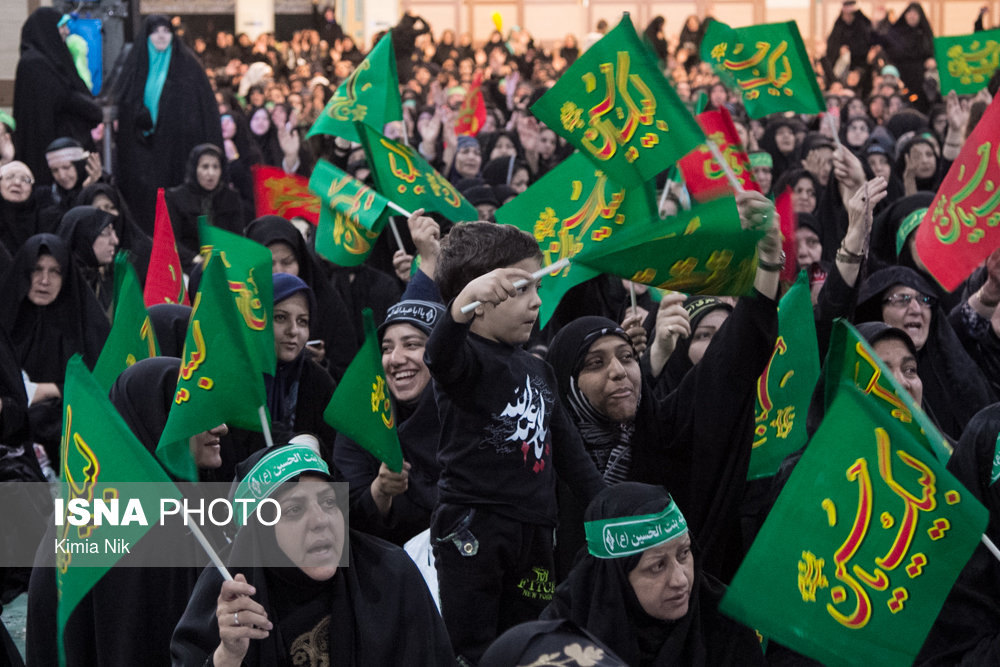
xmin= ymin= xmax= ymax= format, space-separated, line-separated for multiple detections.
xmin=460 ymin=257 xmax=571 ymax=315
xmin=658 ymin=181 xmax=672 ymax=217
xmin=386 ymin=201 xmax=415 ymax=219
xmin=629 ymin=282 xmax=638 ymax=314
xmin=706 ymin=140 xmax=745 ymax=194
xmin=383 ymin=201 xmax=412 ymax=252
xmin=982 ymin=534 xmax=1000 ymax=565
xmin=189 ymin=520 xmax=234 ymax=582
xmin=825 ymin=113 xmax=843 ymax=149
xmin=258 ymin=405 xmax=275 ymax=449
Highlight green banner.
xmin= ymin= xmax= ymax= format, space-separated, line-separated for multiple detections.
xmin=309 ymin=158 xmax=388 ymax=267
xmin=935 ymin=30 xmax=1000 ymax=94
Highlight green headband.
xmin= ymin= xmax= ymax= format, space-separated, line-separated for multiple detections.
xmin=0 ymin=110 xmax=14 ymax=132
xmin=749 ymin=152 xmax=773 ymax=169
xmin=896 ymin=207 xmax=927 ymax=255
xmin=234 ymin=444 xmax=330 ymax=513
xmin=585 ymin=501 xmax=688 ymax=559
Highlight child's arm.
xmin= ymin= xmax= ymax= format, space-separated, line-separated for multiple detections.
xmin=450 ymin=267 xmax=536 ymax=323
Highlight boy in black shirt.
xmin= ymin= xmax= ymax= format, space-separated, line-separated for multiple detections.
xmin=425 ymin=222 xmax=604 ymax=665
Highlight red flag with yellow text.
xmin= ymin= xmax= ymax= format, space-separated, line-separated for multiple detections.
xmin=455 ymin=71 xmax=488 ymax=136
xmin=252 ymin=165 xmax=320 ymax=225
xmin=143 ymin=188 xmax=189 ymax=307
xmin=677 ymin=107 xmax=760 ymax=202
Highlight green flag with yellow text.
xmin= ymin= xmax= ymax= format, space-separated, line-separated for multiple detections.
xmin=720 ymin=383 xmax=987 ymax=667
xmin=323 ymin=309 xmax=403 ymax=472
xmin=935 ymin=30 xmax=1000 ymax=94
xmin=306 ymin=32 xmax=401 ymax=143
xmin=308 ymin=158 xmax=390 ymax=267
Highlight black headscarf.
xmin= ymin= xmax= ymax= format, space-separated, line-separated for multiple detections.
xmin=758 ymin=117 xmax=804 ymax=184
xmin=542 ymin=483 xmax=765 ymax=667
xmin=658 ymin=297 xmax=733 ymax=394
xmin=0 ymin=169 xmax=55 ymax=254
xmin=109 ymin=356 xmax=180 ymax=453
xmin=246 ymin=105 xmax=283 ymax=167
xmin=56 ymin=205 xmax=116 ymax=313
xmin=76 ymin=182 xmax=154 ymax=280
xmin=480 ymin=619 xmax=628 ymax=666
xmin=147 ymin=303 xmax=191 ymax=358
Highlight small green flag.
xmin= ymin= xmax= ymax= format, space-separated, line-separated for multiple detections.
xmin=749 ymin=271 xmax=820 ymax=479
xmin=573 ymin=195 xmax=763 ymax=295
xmin=308 ymin=158 xmax=390 ymax=267
xmin=156 ymin=254 xmax=271 ymax=480
xmin=306 ymin=32 xmax=401 ymax=143
xmin=323 ymin=309 xmax=404 ymax=472
xmin=824 ymin=319 xmax=952 ymax=463
xmin=720 ymin=383 xmax=988 ymax=667
xmin=58 ymin=355 xmax=182 ymax=666
xmin=355 ymin=122 xmax=479 ymax=223
xmin=934 ymin=30 xmax=1000 ymax=94
xmin=531 ymin=14 xmax=703 ymax=188
xmin=92 ymin=253 xmax=160 ymax=391
xmin=701 ymin=19 xmax=824 ymax=118
xmin=496 ymin=151 xmax=655 ymax=328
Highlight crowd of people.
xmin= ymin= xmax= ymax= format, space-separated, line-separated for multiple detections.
xmin=1 ymin=1 xmax=1000 ymax=665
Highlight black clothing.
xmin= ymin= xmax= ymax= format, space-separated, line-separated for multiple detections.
xmin=76 ymin=183 xmax=154 ymax=283
xmin=327 ymin=263 xmax=402 ymax=352
xmin=56 ymin=205 xmax=116 ymax=314
xmin=824 ymin=11 xmax=873 ymax=82
xmin=0 ymin=188 xmax=56 ymax=255
xmin=877 ymin=4 xmax=935 ymax=110
xmin=480 ymin=619 xmax=627 ymax=666
xmin=147 ymin=303 xmax=191 ymax=358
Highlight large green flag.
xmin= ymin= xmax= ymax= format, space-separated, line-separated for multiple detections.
xmin=495 ymin=152 xmax=656 ymax=328
xmin=573 ymin=194 xmax=763 ymax=295
xmin=531 ymin=14 xmax=703 ymax=188
xmin=308 ymin=158 xmax=389 ymax=267
xmin=58 ymin=355 xmax=182 ymax=666
xmin=749 ymin=271 xmax=820 ymax=479
xmin=825 ymin=319 xmax=951 ymax=463
xmin=323 ymin=309 xmax=404 ymax=472
xmin=92 ymin=253 xmax=160 ymax=391
xmin=355 ymin=122 xmax=479 ymax=223
xmin=701 ymin=19 xmax=824 ymax=119
xmin=157 ymin=255 xmax=270 ymax=480
xmin=305 ymin=32 xmax=401 ymax=143
xmin=720 ymin=383 xmax=988 ymax=667
xmin=934 ymin=30 xmax=1000 ymax=94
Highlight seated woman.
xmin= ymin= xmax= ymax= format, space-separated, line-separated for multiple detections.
xmin=56 ymin=205 xmax=119 ymax=315
xmin=170 ymin=441 xmax=455 ymax=665
xmin=541 ymin=482 xmax=765 ymax=666
xmin=76 ymin=182 xmax=153 ymax=281
xmin=481 ymin=619 xmax=627 ymax=666
xmin=0 ymin=160 xmax=54 ymax=255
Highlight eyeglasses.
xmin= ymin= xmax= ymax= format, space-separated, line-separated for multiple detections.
xmin=882 ymin=293 xmax=936 ymax=309
xmin=2 ymin=174 xmax=33 ymax=186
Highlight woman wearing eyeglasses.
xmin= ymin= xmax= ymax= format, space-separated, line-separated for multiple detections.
xmin=0 ymin=161 xmax=53 ymax=256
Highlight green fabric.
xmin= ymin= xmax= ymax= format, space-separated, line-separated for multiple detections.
xmin=584 ymin=501 xmax=688 ymax=559
xmin=495 ymin=151 xmax=656 ymax=328
xmin=701 ymin=19 xmax=824 ymax=118
xmin=355 ymin=122 xmax=479 ymax=223
xmin=573 ymin=194 xmax=763 ymax=295
xmin=896 ymin=208 xmax=927 ymax=255
xmin=308 ymin=158 xmax=389 ymax=267
xmin=306 ymin=32 xmax=401 ymax=143
xmin=935 ymin=30 xmax=1000 ymax=94
xmin=92 ymin=253 xmax=160 ymax=391
xmin=233 ymin=444 xmax=330 ymax=519
xmin=721 ymin=382 xmax=988 ymax=667
xmin=144 ymin=39 xmax=172 ymax=129
xmin=749 ymin=152 xmax=773 ymax=169
xmin=530 ymin=15 xmax=703 ymax=188
xmin=991 ymin=432 xmax=1000 ymax=485
xmin=65 ymin=34 xmax=93 ymax=91
xmin=57 ymin=356 xmax=182 ymax=666
xmin=323 ymin=309 xmax=404 ymax=472
xmin=749 ymin=271 xmax=820 ymax=479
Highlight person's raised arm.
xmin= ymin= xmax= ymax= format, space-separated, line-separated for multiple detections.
xmin=647 ymin=292 xmax=691 ymax=379
xmin=838 ymin=176 xmax=888 ymax=288
xmin=212 ymin=574 xmax=271 ymax=667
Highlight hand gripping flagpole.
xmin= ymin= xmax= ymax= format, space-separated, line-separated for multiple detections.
xmin=460 ymin=257 xmax=571 ymax=315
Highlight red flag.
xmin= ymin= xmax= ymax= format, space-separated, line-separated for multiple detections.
xmin=775 ymin=186 xmax=799 ymax=284
xmin=252 ymin=165 xmax=320 ymax=225
xmin=916 ymin=94 xmax=1000 ymax=290
xmin=454 ymin=71 xmax=487 ymax=137
xmin=678 ymin=107 xmax=760 ymax=202
xmin=143 ymin=188 xmax=189 ymax=307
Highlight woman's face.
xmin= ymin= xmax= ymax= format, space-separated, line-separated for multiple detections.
xmin=0 ymin=163 xmax=34 ymax=203
xmin=90 ymin=193 xmax=119 ymax=217
xmin=250 ymin=108 xmax=271 ymax=136
xmin=196 ymin=154 xmax=222 ymax=191
xmin=905 ymin=7 xmax=920 ymax=27
xmin=50 ymin=159 xmax=78 ymax=191
xmin=792 ymin=177 xmax=817 ymax=213
xmin=220 ymin=115 xmax=236 ymax=140
xmin=867 ymin=153 xmax=891 ymax=180
xmin=510 ymin=167 xmax=530 ymax=193
xmin=709 ymin=84 xmax=728 ymax=108
xmin=188 ymin=424 xmax=227 ymax=469
xmin=269 ymin=242 xmax=300 ymax=276
xmin=270 ymin=105 xmax=288 ymax=129
xmin=775 ymin=126 xmax=796 ymax=153
xmin=92 ymin=224 xmax=119 ymax=266
xmin=688 ymin=309 xmax=729 ymax=365
xmin=795 ymin=227 xmax=821 ymax=269
xmin=381 ymin=323 xmax=431 ymax=403
xmin=627 ymin=532 xmax=695 ymax=622
xmin=273 ymin=292 xmax=310 ymax=363
xmin=454 ymin=144 xmax=482 ymax=178
xmin=873 ymin=338 xmax=923 ymax=405
xmin=538 ymin=129 xmax=557 ymax=160
xmin=149 ymin=25 xmax=173 ymax=52
xmin=880 ymin=284 xmax=933 ymax=350
xmin=909 ymin=143 xmax=937 ymax=179
xmin=845 ymin=119 xmax=870 ymax=147
xmin=273 ymin=475 xmax=345 ymax=581
xmin=576 ymin=335 xmax=641 ymax=422
xmin=932 ymin=113 xmax=948 ymax=139
xmin=490 ymin=135 xmax=517 ymax=161
xmin=28 ymin=254 xmax=62 ymax=306
xmin=846 ymin=98 xmax=866 ymax=118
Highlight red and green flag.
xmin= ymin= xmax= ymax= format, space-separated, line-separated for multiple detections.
xmin=914 ymin=93 xmax=1000 ymax=291
xmin=252 ymin=165 xmax=320 ymax=225
xmin=57 ymin=355 xmax=183 ymax=666
xmin=356 ymin=122 xmax=479 ymax=223
xmin=701 ymin=19 xmax=824 ymax=118
xmin=721 ymin=382 xmax=988 ymax=666
xmin=749 ymin=271 xmax=820 ymax=479
xmin=455 ymin=70 xmax=488 ymax=136
xmin=143 ymin=188 xmax=188 ymax=307
xmin=530 ymin=14 xmax=703 ymax=188
xmin=308 ymin=158 xmax=390 ymax=267
xmin=306 ymin=32 xmax=401 ymax=143
xmin=92 ymin=252 xmax=160 ymax=391
xmin=775 ymin=186 xmax=799 ymax=284
xmin=323 ymin=309 xmax=404 ymax=472
xmin=495 ymin=151 xmax=656 ymax=328
xmin=934 ymin=29 xmax=1000 ymax=94
xmin=678 ymin=106 xmax=760 ymax=202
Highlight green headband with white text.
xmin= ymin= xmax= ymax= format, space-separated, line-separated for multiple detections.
xmin=584 ymin=501 xmax=688 ymax=559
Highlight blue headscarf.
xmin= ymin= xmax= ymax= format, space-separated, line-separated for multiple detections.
xmin=143 ymin=19 xmax=173 ymax=130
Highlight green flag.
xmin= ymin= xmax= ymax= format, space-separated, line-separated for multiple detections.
xmin=355 ymin=122 xmax=479 ymax=223
xmin=749 ymin=271 xmax=820 ymax=479
xmin=308 ymin=158 xmax=390 ymax=267
xmin=58 ymin=355 xmax=182 ymax=666
xmin=92 ymin=253 xmax=160 ymax=391
xmin=323 ymin=309 xmax=404 ymax=472
xmin=573 ymin=195 xmax=763 ymax=295
xmin=720 ymin=383 xmax=987 ymax=667
xmin=825 ymin=319 xmax=952 ymax=463
xmin=157 ymin=255 xmax=270 ymax=480
xmin=934 ymin=30 xmax=1000 ymax=94
xmin=496 ymin=152 xmax=656 ymax=328
xmin=305 ymin=32 xmax=401 ymax=142
xmin=701 ymin=19 xmax=824 ymax=118
xmin=531 ymin=14 xmax=703 ymax=188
